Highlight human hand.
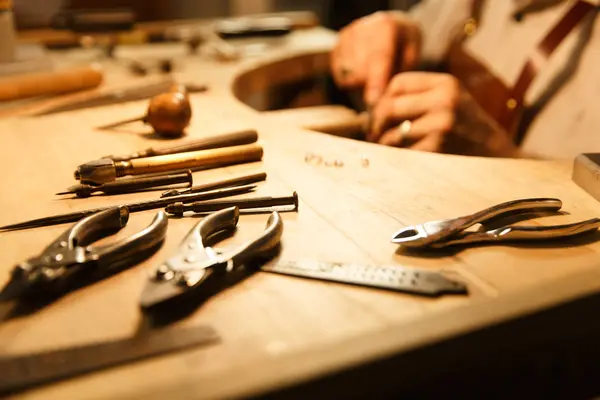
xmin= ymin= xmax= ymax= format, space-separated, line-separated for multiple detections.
xmin=369 ymin=71 xmax=518 ymax=157
xmin=330 ymin=11 xmax=421 ymax=106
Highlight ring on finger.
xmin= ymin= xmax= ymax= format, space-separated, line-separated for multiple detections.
xmin=396 ymin=120 xmax=412 ymax=146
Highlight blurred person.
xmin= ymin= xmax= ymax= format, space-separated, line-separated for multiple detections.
xmin=330 ymin=0 xmax=600 ymax=159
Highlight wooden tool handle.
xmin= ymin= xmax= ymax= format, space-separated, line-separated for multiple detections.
xmin=0 ymin=64 xmax=104 ymax=102
xmin=126 ymin=144 xmax=263 ymax=176
xmin=150 ymin=129 xmax=259 ymax=157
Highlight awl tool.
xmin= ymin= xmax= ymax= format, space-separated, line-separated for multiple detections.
xmin=74 ymin=143 xmax=264 ymax=185
xmin=57 ymin=170 xmax=193 ymax=198
xmin=0 ymin=184 xmax=256 ymax=232
xmin=96 ymin=83 xmax=192 ymax=138
xmin=161 ymin=171 xmax=266 ymax=197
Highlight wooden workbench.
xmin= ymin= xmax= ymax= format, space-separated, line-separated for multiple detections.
xmin=2 ymin=24 xmax=600 ymax=399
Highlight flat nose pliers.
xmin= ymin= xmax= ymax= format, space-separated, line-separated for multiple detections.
xmin=140 ymin=206 xmax=283 ymax=310
xmin=0 ymin=206 xmax=168 ymax=302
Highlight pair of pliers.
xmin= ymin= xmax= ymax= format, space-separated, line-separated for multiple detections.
xmin=391 ymin=198 xmax=600 ymax=249
xmin=140 ymin=206 xmax=283 ymax=310
xmin=0 ymin=206 xmax=168 ymax=303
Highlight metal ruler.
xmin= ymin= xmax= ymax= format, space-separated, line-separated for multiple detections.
xmin=0 ymin=324 xmax=219 ymax=395
xmin=261 ymin=260 xmax=468 ymax=296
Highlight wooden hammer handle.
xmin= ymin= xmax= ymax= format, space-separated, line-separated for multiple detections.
xmin=125 ymin=144 xmax=264 ymax=176
xmin=0 ymin=64 xmax=103 ymax=102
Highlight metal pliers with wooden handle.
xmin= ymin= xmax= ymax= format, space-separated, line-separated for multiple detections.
xmin=140 ymin=206 xmax=283 ymax=310
xmin=0 ymin=207 xmax=168 ymax=302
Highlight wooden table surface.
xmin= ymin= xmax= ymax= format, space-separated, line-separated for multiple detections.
xmin=2 ymin=25 xmax=600 ymax=399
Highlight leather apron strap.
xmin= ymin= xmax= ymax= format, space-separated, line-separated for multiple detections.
xmin=452 ymin=0 xmax=596 ymax=142
xmin=506 ymin=0 xmax=596 ymax=142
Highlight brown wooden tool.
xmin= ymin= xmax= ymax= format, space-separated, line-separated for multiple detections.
xmin=97 ymin=83 xmax=192 ymax=137
xmin=0 ymin=64 xmax=104 ymax=102
xmin=105 ymin=129 xmax=259 ymax=161
xmin=75 ymin=143 xmax=264 ymax=185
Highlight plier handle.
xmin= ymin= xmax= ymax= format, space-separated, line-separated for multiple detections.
xmin=141 ymin=206 xmax=283 ymax=309
xmin=1 ymin=207 xmax=168 ymax=301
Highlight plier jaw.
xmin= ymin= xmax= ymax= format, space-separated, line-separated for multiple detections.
xmin=1 ymin=207 xmax=168 ymax=302
xmin=140 ymin=206 xmax=283 ymax=310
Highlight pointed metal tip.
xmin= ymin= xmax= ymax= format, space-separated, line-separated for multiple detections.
xmin=55 ymin=191 xmax=72 ymax=195
xmin=390 ymin=226 xmax=422 ymax=244
xmin=0 ymin=221 xmax=43 ymax=231
xmin=160 ymin=189 xmax=180 ymax=198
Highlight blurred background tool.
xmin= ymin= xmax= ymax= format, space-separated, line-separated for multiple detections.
xmin=75 ymin=143 xmax=264 ymax=185
xmin=96 ymin=83 xmax=191 ymax=137
xmin=0 ymin=64 xmax=103 ymax=102
xmin=26 ymin=78 xmax=207 ymax=117
xmin=214 ymin=16 xmax=292 ymax=39
xmin=0 ymin=0 xmax=53 ymax=78
xmin=50 ymin=8 xmax=136 ymax=33
xmin=105 ymin=129 xmax=258 ymax=161
xmin=57 ymin=170 xmax=193 ymax=198
xmin=50 ymin=8 xmax=138 ymax=61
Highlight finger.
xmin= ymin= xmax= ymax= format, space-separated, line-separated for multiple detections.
xmin=336 ymin=29 xmax=367 ymax=88
xmin=364 ymin=24 xmax=399 ymax=106
xmin=371 ymin=88 xmax=447 ymax=140
xmin=377 ymin=111 xmax=454 ymax=147
xmin=378 ymin=121 xmax=426 ymax=147
xmin=331 ymin=30 xmax=358 ymax=87
xmin=408 ymin=132 xmax=444 ymax=152
xmin=330 ymin=42 xmax=344 ymax=85
xmin=385 ymin=71 xmax=450 ymax=96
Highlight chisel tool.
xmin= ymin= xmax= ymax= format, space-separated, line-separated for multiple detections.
xmin=74 ymin=143 xmax=263 ymax=185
